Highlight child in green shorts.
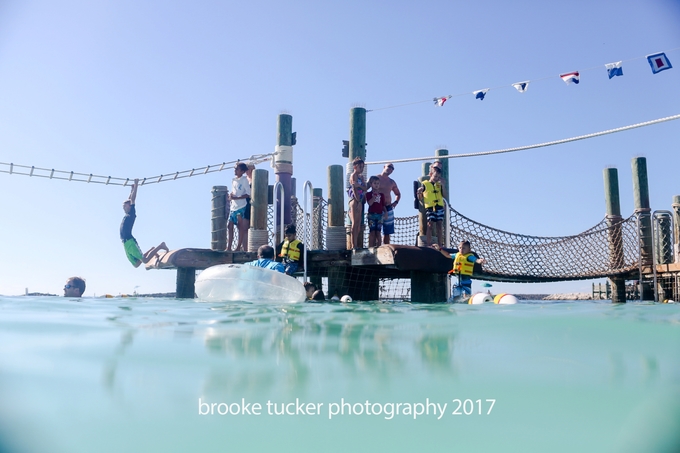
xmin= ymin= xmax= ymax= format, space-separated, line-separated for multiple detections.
xmin=120 ymin=179 xmax=168 ymax=267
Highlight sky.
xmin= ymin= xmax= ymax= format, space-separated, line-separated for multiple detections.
xmin=0 ymin=0 xmax=679 ymax=297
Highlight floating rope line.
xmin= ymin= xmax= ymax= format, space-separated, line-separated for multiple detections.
xmin=367 ymin=46 xmax=680 ymax=112
xmin=0 ymin=153 xmax=276 ymax=187
xmin=365 ymin=113 xmax=680 ymax=166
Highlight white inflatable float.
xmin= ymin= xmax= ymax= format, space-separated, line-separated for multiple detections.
xmin=195 ymin=264 xmax=306 ymax=303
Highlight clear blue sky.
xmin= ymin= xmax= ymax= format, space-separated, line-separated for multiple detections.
xmin=1 ymin=0 xmax=678 ymax=297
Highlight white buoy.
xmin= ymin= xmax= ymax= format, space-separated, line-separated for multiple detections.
xmin=470 ymin=293 xmax=493 ymax=304
xmin=493 ymin=293 xmax=518 ymax=305
xmin=340 ymin=295 xmax=353 ymax=303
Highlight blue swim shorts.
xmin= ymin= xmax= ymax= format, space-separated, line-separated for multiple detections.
xmin=382 ymin=205 xmax=395 ymax=235
xmin=367 ymin=213 xmax=384 ymax=232
xmin=229 ymin=206 xmax=247 ymax=224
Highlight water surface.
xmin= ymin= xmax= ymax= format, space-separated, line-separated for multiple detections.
xmin=0 ymin=296 xmax=679 ymax=453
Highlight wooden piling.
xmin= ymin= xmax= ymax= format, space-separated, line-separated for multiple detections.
xmin=176 ymin=267 xmax=196 ymax=298
xmin=275 ymin=114 xmax=294 ymax=228
xmin=632 ymin=157 xmax=654 ymax=300
xmin=347 ymin=107 xmax=366 ymax=249
xmin=248 ymin=169 xmax=269 ymax=252
xmin=411 ymin=271 xmax=448 ymax=303
xmin=327 ymin=165 xmax=346 ymax=251
xmin=435 ymin=149 xmax=449 ymax=200
xmin=417 ymin=163 xmax=431 ymax=245
xmin=603 ymin=168 xmax=626 ymax=303
xmin=211 ymin=186 xmax=228 ymax=251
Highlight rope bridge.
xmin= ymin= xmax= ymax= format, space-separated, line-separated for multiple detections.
xmin=281 ymin=201 xmax=639 ymax=283
xmin=446 ymin=208 xmax=639 ymax=282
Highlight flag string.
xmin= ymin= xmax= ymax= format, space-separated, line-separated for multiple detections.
xmin=367 ymin=46 xmax=680 ymax=112
xmin=364 ymin=113 xmax=680 ymax=165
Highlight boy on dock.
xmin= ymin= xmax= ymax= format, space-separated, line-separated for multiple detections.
xmin=120 ymin=179 xmax=168 ymax=268
xmin=417 ymin=165 xmax=445 ymax=247
xmin=276 ymin=224 xmax=305 ymax=275
xmin=366 ymin=176 xmax=386 ymax=248
xmin=435 ymin=241 xmax=486 ymax=301
xmin=227 ymin=162 xmax=251 ymax=251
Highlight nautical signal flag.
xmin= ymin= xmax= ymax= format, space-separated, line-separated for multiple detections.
xmin=647 ymin=52 xmax=672 ymax=74
xmin=512 ymin=81 xmax=529 ymax=93
xmin=473 ymin=89 xmax=489 ymax=100
xmin=605 ymin=61 xmax=623 ymax=79
xmin=560 ymin=72 xmax=580 ymax=85
xmin=434 ymin=95 xmax=451 ymax=106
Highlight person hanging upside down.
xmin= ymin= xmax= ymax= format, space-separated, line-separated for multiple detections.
xmin=120 ymin=179 xmax=169 ymax=268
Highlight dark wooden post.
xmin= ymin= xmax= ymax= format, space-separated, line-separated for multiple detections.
xmin=603 ymin=167 xmax=626 ymax=303
xmin=411 ymin=272 xmax=448 ymax=303
xmin=211 ymin=186 xmax=228 ymax=251
xmin=327 ymin=165 xmax=346 ymax=250
xmin=275 ymin=114 xmax=294 ymax=229
xmin=632 ymin=157 xmax=654 ymax=300
xmin=347 ymin=107 xmax=366 ymax=249
xmin=176 ymin=267 xmax=196 ymax=298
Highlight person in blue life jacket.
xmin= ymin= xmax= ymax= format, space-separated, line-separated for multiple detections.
xmin=275 ymin=224 xmax=305 ymax=275
xmin=435 ymin=240 xmax=486 ymax=301
xmin=120 ymin=179 xmax=169 ymax=268
xmin=246 ymin=245 xmax=285 ymax=273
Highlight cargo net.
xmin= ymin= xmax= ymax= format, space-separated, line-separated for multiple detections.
xmin=447 ymin=207 xmax=640 ymax=281
xmin=241 ymin=199 xmax=640 ymax=300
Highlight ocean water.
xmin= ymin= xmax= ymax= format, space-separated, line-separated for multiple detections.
xmin=0 ymin=296 xmax=679 ymax=453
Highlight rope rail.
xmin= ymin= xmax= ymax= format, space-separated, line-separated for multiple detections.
xmin=0 ymin=153 xmax=276 ymax=187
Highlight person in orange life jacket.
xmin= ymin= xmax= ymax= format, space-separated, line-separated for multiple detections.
xmin=275 ymin=224 xmax=305 ymax=275
xmin=435 ymin=241 xmax=486 ymax=299
xmin=246 ymin=245 xmax=285 ymax=273
xmin=417 ymin=166 xmax=445 ymax=247
xmin=366 ymin=176 xmax=387 ymax=248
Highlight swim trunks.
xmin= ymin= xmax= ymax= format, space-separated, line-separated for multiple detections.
xmin=367 ymin=213 xmax=383 ymax=232
xmin=382 ymin=204 xmax=395 ymax=235
xmin=229 ymin=206 xmax=247 ymax=224
xmin=426 ymin=205 xmax=445 ymax=222
xmin=123 ymin=238 xmax=143 ymax=267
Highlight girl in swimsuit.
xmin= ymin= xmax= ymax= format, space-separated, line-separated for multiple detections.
xmin=348 ymin=157 xmax=367 ymax=249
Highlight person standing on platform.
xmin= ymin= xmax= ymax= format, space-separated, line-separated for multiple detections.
xmin=365 ymin=176 xmax=387 ymax=248
xmin=417 ymin=166 xmax=445 ymax=247
xmin=377 ymin=163 xmax=401 ymax=245
xmin=348 ymin=157 xmax=367 ymax=250
xmin=227 ymin=162 xmax=251 ymax=251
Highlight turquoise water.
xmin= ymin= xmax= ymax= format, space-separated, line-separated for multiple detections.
xmin=0 ymin=296 xmax=679 ymax=453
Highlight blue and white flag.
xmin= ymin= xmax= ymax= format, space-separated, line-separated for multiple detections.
xmin=473 ymin=89 xmax=489 ymax=100
xmin=512 ymin=81 xmax=529 ymax=93
xmin=560 ymin=71 xmax=580 ymax=85
xmin=433 ymin=95 xmax=451 ymax=106
xmin=605 ymin=61 xmax=623 ymax=79
xmin=647 ymin=52 xmax=672 ymax=74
